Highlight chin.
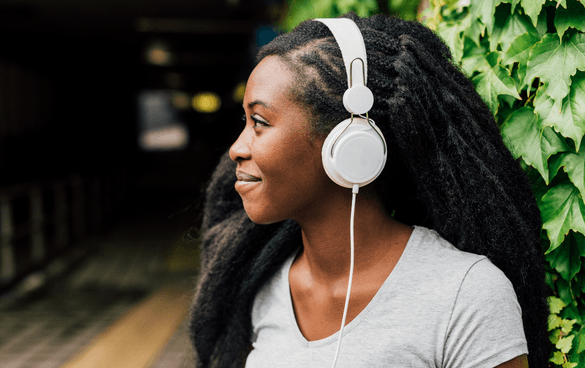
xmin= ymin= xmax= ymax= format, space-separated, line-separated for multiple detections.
xmin=242 ymin=206 xmax=284 ymax=225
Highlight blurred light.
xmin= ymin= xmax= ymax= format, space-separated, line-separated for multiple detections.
xmin=192 ymin=92 xmax=221 ymax=113
xmin=232 ymin=82 xmax=246 ymax=103
xmin=145 ymin=41 xmax=172 ymax=66
xmin=171 ymin=92 xmax=190 ymax=110
xmin=139 ymin=125 xmax=189 ymax=151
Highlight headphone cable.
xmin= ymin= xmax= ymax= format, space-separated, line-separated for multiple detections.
xmin=330 ymin=183 xmax=359 ymax=368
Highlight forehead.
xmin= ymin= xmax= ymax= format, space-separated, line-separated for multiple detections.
xmin=244 ymin=56 xmax=296 ymax=106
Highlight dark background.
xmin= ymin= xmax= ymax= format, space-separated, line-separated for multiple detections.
xmin=0 ymin=0 xmax=282 ymax=290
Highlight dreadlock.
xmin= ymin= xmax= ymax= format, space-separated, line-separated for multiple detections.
xmin=189 ymin=12 xmax=549 ymax=368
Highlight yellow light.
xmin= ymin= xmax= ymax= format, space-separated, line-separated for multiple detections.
xmin=192 ymin=92 xmax=221 ymax=113
xmin=232 ymin=81 xmax=246 ymax=103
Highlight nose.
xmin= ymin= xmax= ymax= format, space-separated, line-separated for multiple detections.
xmin=229 ymin=127 xmax=251 ymax=162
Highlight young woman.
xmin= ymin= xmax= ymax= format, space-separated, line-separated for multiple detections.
xmin=189 ymin=13 xmax=549 ymax=368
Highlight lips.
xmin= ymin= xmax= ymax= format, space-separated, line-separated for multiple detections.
xmin=235 ymin=171 xmax=262 ymax=194
xmin=236 ymin=171 xmax=261 ymax=182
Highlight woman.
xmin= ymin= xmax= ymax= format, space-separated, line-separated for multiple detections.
xmin=189 ymin=12 xmax=549 ymax=368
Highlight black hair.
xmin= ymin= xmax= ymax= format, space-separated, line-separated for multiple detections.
xmin=189 ymin=13 xmax=549 ymax=368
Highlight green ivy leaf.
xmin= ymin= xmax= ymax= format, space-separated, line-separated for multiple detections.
xmin=521 ymin=0 xmax=547 ymax=27
xmin=541 ymin=181 xmax=585 ymax=252
xmin=549 ymin=141 xmax=585 ymax=199
xmin=545 ymin=232 xmax=585 ymax=281
xmin=534 ymin=73 xmax=585 ymax=151
xmin=563 ymin=362 xmax=578 ymax=368
xmin=549 ymin=296 xmax=567 ymax=314
xmin=462 ymin=38 xmax=491 ymax=76
xmin=527 ymin=33 xmax=585 ymax=105
xmin=550 ymin=350 xmax=566 ymax=365
xmin=561 ymin=319 xmax=578 ymax=334
xmin=550 ymin=328 xmax=562 ymax=345
xmin=558 ymin=334 xmax=575 ymax=353
xmin=555 ymin=0 xmax=585 ymax=40
xmin=558 ymin=277 xmax=575 ymax=305
xmin=463 ymin=16 xmax=485 ymax=47
xmin=490 ymin=10 xmax=538 ymax=53
xmin=560 ymin=300 xmax=583 ymax=324
xmin=469 ymin=0 xmax=505 ymax=37
xmin=578 ymin=326 xmax=585 ymax=354
xmin=534 ymin=9 xmax=547 ymax=38
xmin=437 ymin=21 xmax=466 ymax=63
xmin=472 ymin=52 xmax=520 ymax=113
xmin=503 ymin=32 xmax=540 ymax=66
xmin=550 ymin=314 xmax=563 ymax=330
xmin=501 ymin=107 xmax=567 ymax=182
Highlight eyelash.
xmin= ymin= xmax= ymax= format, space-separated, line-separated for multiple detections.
xmin=242 ymin=114 xmax=269 ymax=128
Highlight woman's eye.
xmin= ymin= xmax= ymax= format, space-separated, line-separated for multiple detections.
xmin=251 ymin=115 xmax=269 ymax=128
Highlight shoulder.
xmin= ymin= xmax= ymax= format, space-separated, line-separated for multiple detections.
xmin=408 ymin=226 xmax=488 ymax=273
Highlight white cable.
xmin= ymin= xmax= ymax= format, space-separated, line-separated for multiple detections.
xmin=330 ymin=184 xmax=359 ymax=368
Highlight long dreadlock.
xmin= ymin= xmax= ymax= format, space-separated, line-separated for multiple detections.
xmin=189 ymin=12 xmax=549 ymax=368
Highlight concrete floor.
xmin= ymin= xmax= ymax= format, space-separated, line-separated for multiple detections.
xmin=0 ymin=193 xmax=201 ymax=368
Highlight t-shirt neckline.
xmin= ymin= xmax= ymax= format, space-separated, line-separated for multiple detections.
xmin=284 ymin=225 xmax=421 ymax=348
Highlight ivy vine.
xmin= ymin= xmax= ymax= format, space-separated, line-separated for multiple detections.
xmin=427 ymin=0 xmax=585 ymax=366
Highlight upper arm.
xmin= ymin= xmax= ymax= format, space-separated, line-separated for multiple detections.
xmin=442 ymin=259 xmax=528 ymax=368
xmin=495 ymin=354 xmax=528 ymax=368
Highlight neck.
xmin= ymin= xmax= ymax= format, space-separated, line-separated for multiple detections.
xmin=293 ymin=186 xmax=411 ymax=283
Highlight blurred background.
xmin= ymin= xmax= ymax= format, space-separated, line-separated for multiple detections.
xmin=0 ymin=0 xmax=421 ymax=367
xmin=0 ymin=0 xmax=281 ymax=367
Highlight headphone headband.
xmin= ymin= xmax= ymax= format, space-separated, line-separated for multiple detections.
xmin=315 ymin=18 xmax=368 ymax=89
xmin=314 ymin=18 xmax=373 ymax=115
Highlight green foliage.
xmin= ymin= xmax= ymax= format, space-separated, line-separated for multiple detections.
xmin=428 ymin=0 xmax=585 ymax=365
xmin=279 ymin=0 xmax=418 ymax=32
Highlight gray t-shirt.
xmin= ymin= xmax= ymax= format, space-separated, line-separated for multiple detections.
xmin=246 ymin=226 xmax=528 ymax=368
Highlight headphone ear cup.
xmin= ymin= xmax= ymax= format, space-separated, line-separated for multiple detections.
xmin=322 ymin=118 xmax=387 ymax=188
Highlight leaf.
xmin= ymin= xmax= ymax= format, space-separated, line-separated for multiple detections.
xmin=550 ymin=350 xmax=565 ymax=365
xmin=469 ymin=0 xmax=504 ymax=36
xmin=463 ymin=16 xmax=485 ymax=47
xmin=521 ymin=0 xmax=547 ymax=26
xmin=549 ymin=141 xmax=585 ymax=199
xmin=579 ymin=326 xmax=585 ymax=353
xmin=462 ymin=38 xmax=490 ymax=76
xmin=558 ymin=277 xmax=574 ymax=305
xmin=560 ymin=300 xmax=583 ymax=324
xmin=562 ymin=362 xmax=578 ymax=368
xmin=437 ymin=20 xmax=466 ymax=63
xmin=541 ymin=181 xmax=585 ymax=252
xmin=526 ymin=33 xmax=585 ymax=105
xmin=491 ymin=10 xmax=539 ymax=53
xmin=534 ymin=73 xmax=585 ymax=151
xmin=503 ymin=32 xmax=540 ymax=66
xmin=549 ymin=296 xmax=567 ymax=314
xmin=545 ymin=232 xmax=585 ymax=281
xmin=472 ymin=52 xmax=520 ymax=113
xmin=535 ymin=9 xmax=548 ymax=38
xmin=561 ymin=319 xmax=578 ymax=334
xmin=550 ymin=314 xmax=563 ymax=330
xmin=501 ymin=107 xmax=567 ymax=182
xmin=550 ymin=328 xmax=562 ymax=344
xmin=555 ymin=0 xmax=585 ymax=40
xmin=557 ymin=334 xmax=575 ymax=353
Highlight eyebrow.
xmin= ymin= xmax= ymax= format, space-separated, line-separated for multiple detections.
xmin=244 ymin=100 xmax=272 ymax=110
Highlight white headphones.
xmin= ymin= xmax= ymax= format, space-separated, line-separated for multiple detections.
xmin=316 ymin=18 xmax=387 ymax=189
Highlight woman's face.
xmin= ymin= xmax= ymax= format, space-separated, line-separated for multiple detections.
xmin=229 ymin=56 xmax=336 ymax=224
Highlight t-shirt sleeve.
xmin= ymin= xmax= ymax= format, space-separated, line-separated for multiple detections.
xmin=442 ymin=258 xmax=528 ymax=368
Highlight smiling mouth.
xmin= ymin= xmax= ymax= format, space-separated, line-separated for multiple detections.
xmin=236 ymin=171 xmax=261 ymax=182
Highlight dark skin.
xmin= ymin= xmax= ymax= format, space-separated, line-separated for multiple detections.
xmin=231 ymin=56 xmax=528 ymax=368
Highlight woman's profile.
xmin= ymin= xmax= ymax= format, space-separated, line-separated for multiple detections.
xmin=189 ymin=12 xmax=549 ymax=368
